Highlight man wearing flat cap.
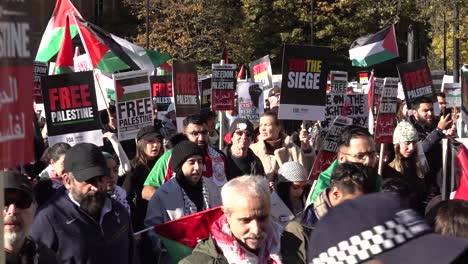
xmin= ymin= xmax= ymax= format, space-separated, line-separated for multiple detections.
xmin=3 ymin=170 xmax=59 ymax=264
xmin=30 ymin=143 xmax=136 ymax=264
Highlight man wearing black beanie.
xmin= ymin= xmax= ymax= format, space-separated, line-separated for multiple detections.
xmin=144 ymin=140 xmax=222 ymax=263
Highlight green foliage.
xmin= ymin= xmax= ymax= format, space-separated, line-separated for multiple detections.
xmin=117 ymin=0 xmax=463 ymax=74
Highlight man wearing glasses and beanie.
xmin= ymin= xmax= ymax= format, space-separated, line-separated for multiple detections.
xmin=30 ymin=143 xmax=135 ymax=264
xmin=3 ymin=170 xmax=59 ymax=264
xmin=223 ymin=118 xmax=265 ymax=180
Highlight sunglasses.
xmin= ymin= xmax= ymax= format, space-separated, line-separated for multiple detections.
xmin=234 ymin=130 xmax=252 ymax=138
xmin=340 ymin=151 xmax=378 ymax=161
xmin=5 ymin=191 xmax=33 ymax=209
xmin=188 ymin=130 xmax=209 ymax=137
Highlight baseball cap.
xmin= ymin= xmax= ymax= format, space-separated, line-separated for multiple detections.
xmin=136 ymin=126 xmax=163 ymax=141
xmin=308 ymin=193 xmax=468 ymax=264
xmin=3 ymin=170 xmax=34 ymax=207
xmin=229 ymin=118 xmax=254 ymax=137
xmin=268 ymin=87 xmax=281 ymax=97
xmin=64 ymin=143 xmax=110 ymax=182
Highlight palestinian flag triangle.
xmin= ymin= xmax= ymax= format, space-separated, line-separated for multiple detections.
xmin=54 ymin=15 xmax=74 ymax=74
xmin=35 ymin=0 xmax=82 ymax=62
xmin=73 ymin=15 xmax=170 ymax=74
xmin=155 ymin=206 xmax=223 ymax=263
xmin=349 ymin=25 xmax=399 ymax=67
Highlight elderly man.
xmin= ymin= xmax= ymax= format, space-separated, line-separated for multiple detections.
xmin=30 ymin=143 xmax=135 ymax=264
xmin=223 ymin=118 xmax=265 ymax=180
xmin=142 ymin=114 xmax=227 ymax=200
xmin=180 ymin=176 xmax=285 ymax=263
xmin=3 ymin=170 xmax=59 ymax=264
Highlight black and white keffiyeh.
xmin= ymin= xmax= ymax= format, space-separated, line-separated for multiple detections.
xmin=181 ymin=178 xmax=210 ymax=215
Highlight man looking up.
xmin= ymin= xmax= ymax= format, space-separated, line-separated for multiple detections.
xmin=142 ymin=114 xmax=227 ymax=200
xmin=30 ymin=143 xmax=135 ymax=264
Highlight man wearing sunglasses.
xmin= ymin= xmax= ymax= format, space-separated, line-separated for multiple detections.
xmin=142 ymin=114 xmax=227 ymax=200
xmin=309 ymin=125 xmax=379 ymax=204
xmin=223 ymin=118 xmax=265 ymax=180
xmin=30 ymin=143 xmax=135 ymax=264
xmin=3 ymin=170 xmax=59 ymax=263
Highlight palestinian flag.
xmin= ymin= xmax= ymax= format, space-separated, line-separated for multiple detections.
xmin=35 ymin=0 xmax=82 ymax=62
xmin=73 ymin=15 xmax=170 ymax=73
xmin=155 ymin=206 xmax=223 ymax=263
xmin=54 ymin=15 xmax=74 ymax=74
xmin=349 ymin=25 xmax=399 ymax=67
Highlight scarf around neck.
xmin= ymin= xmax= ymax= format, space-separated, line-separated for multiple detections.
xmin=210 ymin=214 xmax=283 ymax=264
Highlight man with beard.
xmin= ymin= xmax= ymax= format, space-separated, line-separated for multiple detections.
xmin=180 ymin=176 xmax=284 ymax=263
xmin=142 ymin=114 xmax=227 ymax=200
xmin=3 ymin=170 xmax=59 ymax=264
xmin=409 ymin=96 xmax=456 ymax=190
xmin=30 ymin=143 xmax=135 ymax=264
xmin=309 ymin=125 xmax=379 ymax=203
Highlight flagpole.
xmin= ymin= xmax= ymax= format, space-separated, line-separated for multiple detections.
xmin=94 ymin=70 xmax=110 ymax=116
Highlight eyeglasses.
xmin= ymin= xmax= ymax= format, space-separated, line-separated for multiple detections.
xmin=340 ymin=151 xmax=378 ymax=161
xmin=234 ymin=130 xmax=252 ymax=138
xmin=5 ymin=192 xmax=33 ymax=209
xmin=188 ymin=130 xmax=208 ymax=137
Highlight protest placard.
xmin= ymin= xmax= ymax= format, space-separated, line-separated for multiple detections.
xmin=278 ymin=45 xmax=331 ymax=121
xmin=114 ymin=71 xmax=153 ymax=141
xmin=237 ymin=82 xmax=263 ymax=124
xmin=397 ymin=59 xmax=436 ymax=109
xmin=151 ymin=75 xmax=173 ymax=112
xmin=461 ymin=65 xmax=468 ymax=126
xmin=374 ymin=77 xmax=399 ymax=144
xmin=200 ymin=77 xmax=211 ymax=111
xmin=309 ymin=116 xmax=353 ymax=181
xmin=172 ymin=61 xmax=200 ymax=119
xmin=42 ymin=71 xmax=102 ymax=146
xmin=249 ymin=55 xmax=273 ymax=90
xmin=322 ymin=93 xmax=368 ymax=131
xmin=0 ymin=1 xmax=35 ymax=168
xmin=431 ymin=70 xmax=445 ymax=93
xmin=442 ymin=81 xmax=461 ymax=109
xmin=211 ymin=64 xmax=236 ymax=111
xmin=33 ymin=61 xmax=48 ymax=103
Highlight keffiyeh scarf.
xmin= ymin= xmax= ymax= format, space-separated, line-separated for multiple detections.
xmin=210 ymin=214 xmax=283 ymax=264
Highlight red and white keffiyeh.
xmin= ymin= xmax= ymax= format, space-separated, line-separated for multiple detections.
xmin=211 ymin=214 xmax=283 ymax=264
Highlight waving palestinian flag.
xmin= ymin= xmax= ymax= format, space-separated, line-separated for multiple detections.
xmin=35 ymin=0 xmax=82 ymax=62
xmin=349 ymin=25 xmax=399 ymax=67
xmin=155 ymin=206 xmax=223 ymax=263
xmin=73 ymin=15 xmax=170 ymax=74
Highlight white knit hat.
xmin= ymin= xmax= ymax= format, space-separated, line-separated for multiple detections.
xmin=393 ymin=121 xmax=418 ymax=144
xmin=277 ymin=161 xmax=308 ymax=183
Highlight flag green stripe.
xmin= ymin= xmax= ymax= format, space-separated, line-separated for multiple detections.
xmin=351 ymin=50 xmax=397 ymax=67
xmin=159 ymin=236 xmax=193 ymax=263
xmin=35 ymin=26 xmax=79 ymax=62
xmin=54 ymin=66 xmax=74 ymax=75
xmin=95 ymin=51 xmax=131 ymax=73
xmin=146 ymin=50 xmax=171 ymax=68
xmin=120 ymin=90 xmax=151 ymax=101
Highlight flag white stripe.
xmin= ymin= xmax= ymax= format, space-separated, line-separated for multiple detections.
xmin=349 ymin=40 xmax=385 ymax=60
xmin=111 ymin=34 xmax=155 ymax=74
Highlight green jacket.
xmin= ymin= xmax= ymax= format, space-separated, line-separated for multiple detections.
xmin=309 ymin=160 xmax=339 ymax=204
xmin=179 ymin=237 xmax=227 ymax=264
xmin=144 ymin=149 xmax=172 ymax=187
xmin=309 ymin=159 xmax=382 ymax=204
xmin=179 ymin=225 xmax=306 ymax=264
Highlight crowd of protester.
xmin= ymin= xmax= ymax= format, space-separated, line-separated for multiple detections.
xmin=4 ymin=90 xmax=468 ymax=264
